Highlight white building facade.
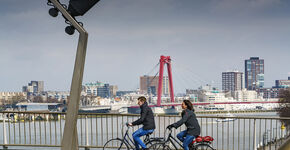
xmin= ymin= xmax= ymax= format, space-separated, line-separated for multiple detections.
xmin=232 ymin=89 xmax=262 ymax=101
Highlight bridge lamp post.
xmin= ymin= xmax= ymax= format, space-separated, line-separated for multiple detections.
xmin=46 ymin=0 xmax=100 ymax=150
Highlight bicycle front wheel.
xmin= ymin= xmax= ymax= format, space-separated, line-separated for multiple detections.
xmin=194 ymin=143 xmax=214 ymax=150
xmin=103 ymin=138 xmax=129 ymax=150
xmin=145 ymin=138 xmax=164 ymax=148
xmin=148 ymin=143 xmax=171 ymax=150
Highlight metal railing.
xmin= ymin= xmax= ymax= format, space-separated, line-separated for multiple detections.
xmin=0 ymin=111 xmax=289 ymax=150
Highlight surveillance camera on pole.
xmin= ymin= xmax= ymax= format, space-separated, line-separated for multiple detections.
xmin=47 ymin=0 xmax=100 ymax=35
xmin=49 ymin=7 xmax=59 ymax=17
xmin=65 ymin=25 xmax=75 ymax=35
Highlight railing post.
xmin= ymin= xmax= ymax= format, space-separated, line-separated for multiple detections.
xmin=253 ymin=119 xmax=256 ymax=150
xmin=3 ymin=113 xmax=8 ymax=150
xmin=85 ymin=115 xmax=90 ymax=150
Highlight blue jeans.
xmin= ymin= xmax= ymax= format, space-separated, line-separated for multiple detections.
xmin=177 ymin=130 xmax=195 ymax=150
xmin=132 ymin=128 xmax=154 ymax=150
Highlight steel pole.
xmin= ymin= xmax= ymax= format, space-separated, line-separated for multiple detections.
xmin=49 ymin=1 xmax=88 ymax=150
xmin=157 ymin=56 xmax=165 ymax=106
xmin=166 ymin=57 xmax=175 ymax=103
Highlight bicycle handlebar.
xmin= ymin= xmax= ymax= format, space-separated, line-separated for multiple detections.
xmin=166 ymin=127 xmax=173 ymax=134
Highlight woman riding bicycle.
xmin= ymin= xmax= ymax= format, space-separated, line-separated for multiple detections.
xmin=166 ymin=100 xmax=200 ymax=150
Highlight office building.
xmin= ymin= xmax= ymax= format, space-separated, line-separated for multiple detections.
xmin=97 ymin=84 xmax=110 ymax=98
xmin=109 ymin=85 xmax=118 ymax=98
xmin=22 ymin=81 xmax=44 ymax=97
xmin=232 ymin=89 xmax=261 ymax=101
xmin=245 ymin=57 xmax=264 ymax=90
xmin=275 ymin=77 xmax=290 ymax=88
xmin=140 ymin=75 xmax=169 ymax=96
xmin=82 ymin=82 xmax=115 ymax=98
xmin=222 ymin=71 xmax=243 ymax=91
xmin=83 ymin=82 xmax=104 ymax=96
xmin=45 ymin=91 xmax=70 ymax=102
xmin=256 ymin=88 xmax=280 ymax=99
xmin=0 ymin=92 xmax=27 ymax=104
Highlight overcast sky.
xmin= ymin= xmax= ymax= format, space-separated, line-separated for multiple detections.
xmin=1 ymin=0 xmax=290 ymax=93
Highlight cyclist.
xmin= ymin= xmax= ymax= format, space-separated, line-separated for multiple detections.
xmin=128 ymin=96 xmax=156 ymax=150
xmin=166 ymin=100 xmax=200 ymax=150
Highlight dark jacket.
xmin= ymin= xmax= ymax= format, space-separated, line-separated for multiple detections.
xmin=132 ymin=102 xmax=156 ymax=130
xmin=172 ymin=109 xmax=200 ymax=136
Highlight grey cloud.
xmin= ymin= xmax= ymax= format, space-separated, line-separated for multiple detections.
xmin=0 ymin=0 xmax=290 ymax=92
xmin=210 ymin=0 xmax=282 ymax=12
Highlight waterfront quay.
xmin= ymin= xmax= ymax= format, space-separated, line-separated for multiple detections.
xmin=0 ymin=111 xmax=289 ymax=150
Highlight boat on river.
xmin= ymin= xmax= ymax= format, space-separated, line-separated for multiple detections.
xmin=216 ymin=112 xmax=237 ymax=122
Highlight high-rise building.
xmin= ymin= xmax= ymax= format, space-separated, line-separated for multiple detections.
xmin=109 ymin=85 xmax=118 ymax=97
xmin=140 ymin=75 xmax=169 ymax=96
xmin=222 ymin=71 xmax=243 ymax=91
xmin=162 ymin=76 xmax=169 ymax=96
xmin=245 ymin=57 xmax=264 ymax=90
xmin=22 ymin=81 xmax=44 ymax=95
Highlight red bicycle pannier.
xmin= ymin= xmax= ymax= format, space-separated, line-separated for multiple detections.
xmin=203 ymin=136 xmax=214 ymax=142
xmin=196 ymin=136 xmax=203 ymax=142
xmin=192 ymin=136 xmax=203 ymax=143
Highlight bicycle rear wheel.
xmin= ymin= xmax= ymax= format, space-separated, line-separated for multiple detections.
xmin=103 ymin=138 xmax=129 ymax=150
xmin=148 ymin=143 xmax=171 ymax=150
xmin=193 ymin=143 xmax=214 ymax=150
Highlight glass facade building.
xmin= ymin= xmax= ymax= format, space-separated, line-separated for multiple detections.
xmin=97 ymin=84 xmax=110 ymax=98
xmin=245 ymin=57 xmax=264 ymax=90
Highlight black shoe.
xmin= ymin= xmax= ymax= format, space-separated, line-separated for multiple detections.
xmin=188 ymin=142 xmax=193 ymax=148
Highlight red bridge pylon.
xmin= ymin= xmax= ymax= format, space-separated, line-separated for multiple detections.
xmin=157 ymin=55 xmax=175 ymax=106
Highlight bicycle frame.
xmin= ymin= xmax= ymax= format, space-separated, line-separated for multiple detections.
xmin=121 ymin=126 xmax=136 ymax=149
xmin=164 ymin=129 xmax=184 ymax=150
xmin=120 ymin=124 xmax=154 ymax=149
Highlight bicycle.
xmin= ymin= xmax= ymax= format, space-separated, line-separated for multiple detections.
xmin=148 ymin=128 xmax=215 ymax=150
xmin=103 ymin=123 xmax=163 ymax=150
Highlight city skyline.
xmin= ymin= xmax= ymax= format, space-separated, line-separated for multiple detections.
xmin=1 ymin=0 xmax=290 ymax=93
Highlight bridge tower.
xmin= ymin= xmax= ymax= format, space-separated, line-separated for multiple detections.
xmin=157 ymin=55 xmax=174 ymax=106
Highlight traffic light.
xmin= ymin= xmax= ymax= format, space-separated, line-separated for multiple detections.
xmin=68 ymin=0 xmax=100 ymax=17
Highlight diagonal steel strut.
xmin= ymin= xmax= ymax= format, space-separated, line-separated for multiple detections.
xmin=49 ymin=0 xmax=88 ymax=150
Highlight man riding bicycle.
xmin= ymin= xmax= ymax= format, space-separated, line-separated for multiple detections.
xmin=166 ymin=100 xmax=200 ymax=150
xmin=128 ymin=96 xmax=156 ymax=150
